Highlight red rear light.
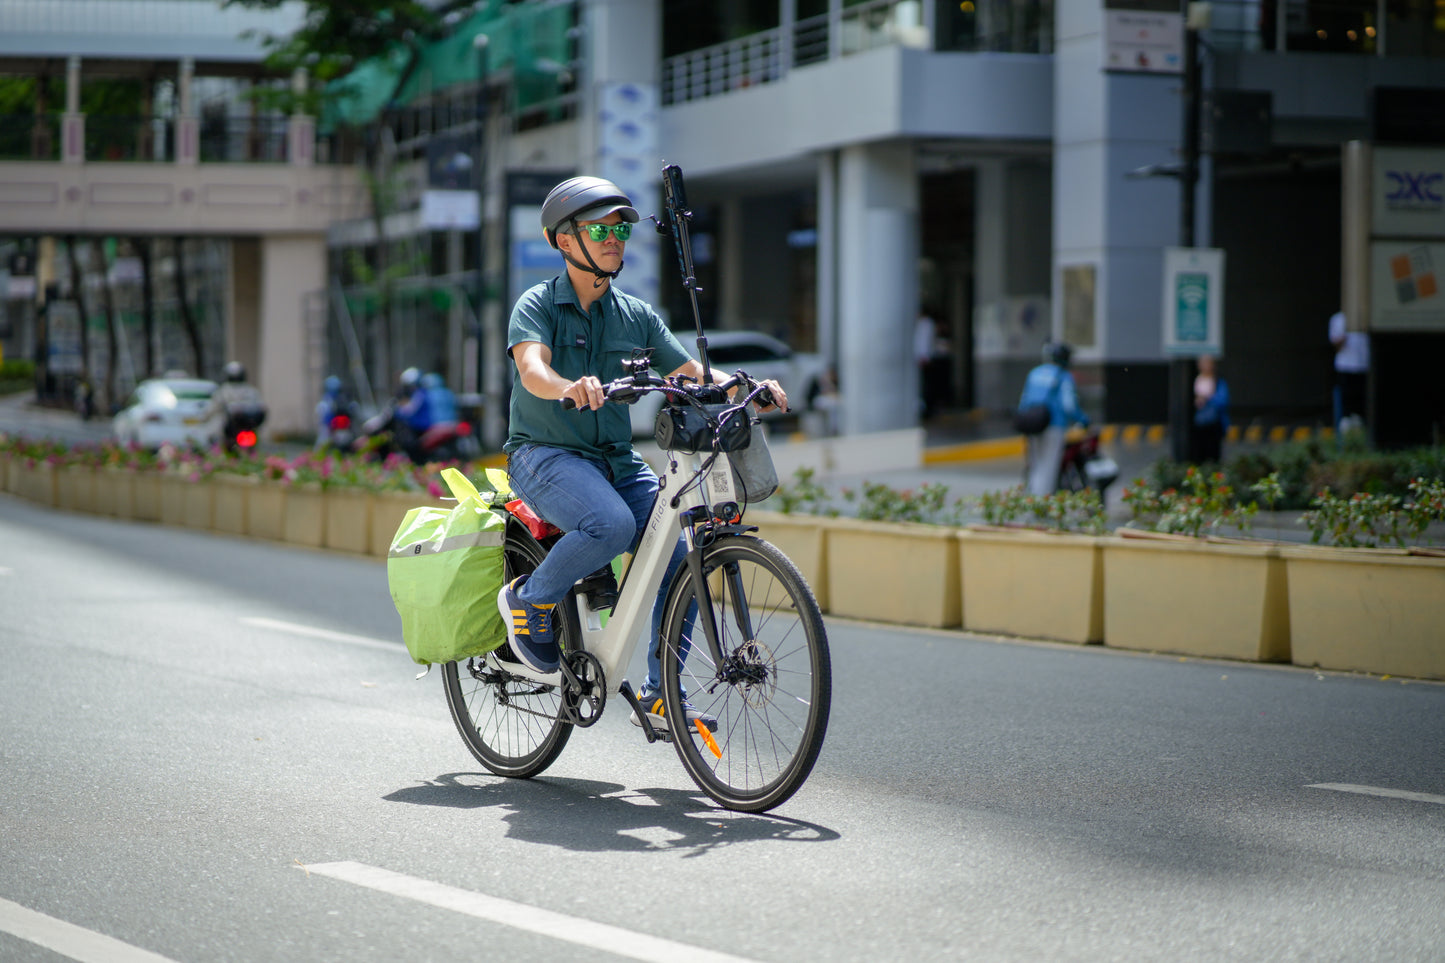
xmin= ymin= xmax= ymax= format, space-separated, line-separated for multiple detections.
xmin=236 ymin=430 xmax=258 ymax=448
xmin=330 ymin=414 xmax=351 ymax=430
xmin=455 ymin=421 xmax=472 ymax=436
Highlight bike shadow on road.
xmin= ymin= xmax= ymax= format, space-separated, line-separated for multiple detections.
xmin=383 ymin=772 xmax=841 ymax=854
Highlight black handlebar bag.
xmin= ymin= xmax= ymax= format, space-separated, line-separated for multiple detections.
xmin=654 ymin=403 xmax=751 ymax=454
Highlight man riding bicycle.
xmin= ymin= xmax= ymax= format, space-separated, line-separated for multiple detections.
xmin=498 ymin=175 xmax=787 ymax=733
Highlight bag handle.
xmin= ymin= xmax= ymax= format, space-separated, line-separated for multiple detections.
xmin=440 ymin=467 xmax=481 ymax=503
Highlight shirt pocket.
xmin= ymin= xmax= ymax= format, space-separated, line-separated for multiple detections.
xmin=548 ymin=315 xmax=592 ymax=380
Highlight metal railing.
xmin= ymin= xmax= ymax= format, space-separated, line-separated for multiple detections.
xmin=0 ymin=114 xmax=60 ymax=161
xmin=661 ymin=0 xmax=1046 ymax=106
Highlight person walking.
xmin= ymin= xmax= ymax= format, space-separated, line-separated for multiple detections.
xmin=1017 ymin=342 xmax=1088 ymax=495
xmin=1328 ymin=309 xmax=1369 ymax=436
xmin=1189 ymin=354 xmax=1229 ymax=463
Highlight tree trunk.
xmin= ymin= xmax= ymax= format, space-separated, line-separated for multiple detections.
xmin=135 ymin=237 xmax=157 ymax=377
xmin=91 ymin=238 xmax=120 ymax=412
xmin=173 ymin=236 xmax=205 ymax=376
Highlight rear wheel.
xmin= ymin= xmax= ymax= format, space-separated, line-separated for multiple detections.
xmin=659 ymin=536 xmax=831 ymax=812
xmin=442 ymin=527 xmax=573 ymax=777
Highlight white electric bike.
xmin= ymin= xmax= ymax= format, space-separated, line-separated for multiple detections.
xmin=441 ymin=365 xmax=831 ymax=812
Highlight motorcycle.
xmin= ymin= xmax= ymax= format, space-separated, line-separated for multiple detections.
xmin=351 ymin=404 xmax=478 ymax=464
xmin=1057 ymin=427 xmax=1118 ymax=495
xmin=222 ymin=407 xmax=267 ymax=455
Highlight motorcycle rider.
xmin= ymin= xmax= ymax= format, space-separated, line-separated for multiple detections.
xmin=1018 ymin=342 xmax=1088 ymax=495
xmin=315 ymin=375 xmax=355 ymax=449
xmin=206 ymin=361 xmax=267 ymax=449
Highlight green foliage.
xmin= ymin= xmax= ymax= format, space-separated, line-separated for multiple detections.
xmin=975 ymin=486 xmax=1107 ymax=535
xmin=0 ymin=359 xmax=35 ymax=395
xmin=1149 ymin=440 xmax=1445 ymax=511
xmin=224 ymin=0 xmax=480 ymax=114
xmin=1300 ymin=477 xmax=1445 ymax=548
xmin=1122 ymin=466 xmax=1258 ymax=538
xmin=773 ymin=466 xmax=837 ymax=516
xmin=841 ymin=480 xmax=963 ymax=526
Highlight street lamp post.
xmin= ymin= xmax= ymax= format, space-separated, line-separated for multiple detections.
xmin=473 ymin=33 xmax=491 ymax=447
xmin=1169 ymin=3 xmax=1204 ymax=464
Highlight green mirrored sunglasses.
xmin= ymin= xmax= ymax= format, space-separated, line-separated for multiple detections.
xmin=579 ymin=222 xmax=632 ymax=242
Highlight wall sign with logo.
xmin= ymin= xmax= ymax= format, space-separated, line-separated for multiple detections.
xmin=1104 ymin=0 xmax=1183 ymax=74
xmin=1161 ymin=247 xmax=1224 ymax=356
xmin=1372 ymin=146 xmax=1445 ymax=238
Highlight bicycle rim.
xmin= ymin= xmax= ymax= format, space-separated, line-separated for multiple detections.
xmin=660 ymin=536 xmax=831 ymax=812
xmin=441 ymin=527 xmax=572 ymax=778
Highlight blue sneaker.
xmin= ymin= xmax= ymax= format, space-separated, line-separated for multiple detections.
xmin=498 ymin=575 xmax=560 ymax=673
xmin=630 ymin=690 xmax=718 ymax=733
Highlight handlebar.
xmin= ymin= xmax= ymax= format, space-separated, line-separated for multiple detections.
xmin=558 ymin=371 xmax=781 ymax=412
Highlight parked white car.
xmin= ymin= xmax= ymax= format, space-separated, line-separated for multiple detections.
xmin=629 ymin=330 xmax=829 ymax=437
xmin=113 ymin=377 xmax=220 ymax=449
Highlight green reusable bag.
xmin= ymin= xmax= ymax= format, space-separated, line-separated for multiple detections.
xmin=386 ymin=467 xmax=510 ymax=665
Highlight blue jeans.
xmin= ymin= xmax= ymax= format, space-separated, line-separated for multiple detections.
xmin=506 ymin=443 xmax=693 ymax=694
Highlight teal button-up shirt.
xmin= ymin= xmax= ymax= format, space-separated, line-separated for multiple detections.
xmin=505 ymin=274 xmax=692 ymax=480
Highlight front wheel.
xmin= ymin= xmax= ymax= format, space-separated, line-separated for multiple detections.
xmin=659 ymin=535 xmax=831 ymax=812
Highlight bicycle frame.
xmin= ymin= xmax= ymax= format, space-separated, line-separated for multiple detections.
xmin=489 ymin=449 xmax=741 ymax=698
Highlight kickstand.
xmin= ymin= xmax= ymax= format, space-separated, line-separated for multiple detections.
xmin=618 ymin=679 xmax=666 ymax=744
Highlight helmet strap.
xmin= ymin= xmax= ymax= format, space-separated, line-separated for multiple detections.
xmin=562 ymin=220 xmax=623 ymax=287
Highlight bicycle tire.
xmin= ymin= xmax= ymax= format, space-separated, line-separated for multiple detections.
xmin=442 ymin=525 xmax=573 ymax=778
xmin=659 ymin=535 xmax=831 ymax=812
xmin=1058 ymin=460 xmax=1086 ymax=493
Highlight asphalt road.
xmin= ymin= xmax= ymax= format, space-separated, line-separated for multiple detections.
xmin=2 ymin=493 xmax=1443 ymax=962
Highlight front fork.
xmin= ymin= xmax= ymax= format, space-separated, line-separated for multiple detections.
xmin=676 ymin=510 xmax=759 ymax=674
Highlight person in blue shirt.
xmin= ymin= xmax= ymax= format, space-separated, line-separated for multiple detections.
xmin=1018 ymin=342 xmax=1089 ymax=495
xmin=1189 ymin=354 xmax=1229 ymax=463
xmin=419 ymin=372 xmax=458 ymax=428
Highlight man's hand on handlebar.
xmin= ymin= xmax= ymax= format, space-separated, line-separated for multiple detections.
xmin=751 ymin=379 xmax=788 ymax=414
xmin=561 ymin=375 xmax=606 ymax=411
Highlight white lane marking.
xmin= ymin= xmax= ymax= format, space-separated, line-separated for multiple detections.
xmin=301 ymin=861 xmax=761 ymax=963
xmin=240 ymin=617 xmax=400 ymax=653
xmin=1308 ymin=783 xmax=1445 ymax=806
xmin=0 ymin=895 xmax=182 ymax=963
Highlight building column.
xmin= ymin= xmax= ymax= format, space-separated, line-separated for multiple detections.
xmin=815 ymin=150 xmax=839 ymax=369
xmin=254 ymin=235 xmax=326 ymax=438
xmin=176 ymin=57 xmax=198 ymax=165
xmin=287 ymin=68 xmax=314 ymax=166
xmin=836 ymin=142 xmax=919 ymax=434
xmin=61 ymin=56 xmax=83 ymax=164
xmin=227 ymin=239 xmax=261 ymax=378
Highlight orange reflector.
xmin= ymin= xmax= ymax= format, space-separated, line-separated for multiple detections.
xmin=695 ymin=718 xmax=722 ymax=759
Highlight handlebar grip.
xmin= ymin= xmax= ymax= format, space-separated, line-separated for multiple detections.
xmin=560 ymin=397 xmax=577 ymax=410
xmin=755 ymin=385 xmax=777 ymax=410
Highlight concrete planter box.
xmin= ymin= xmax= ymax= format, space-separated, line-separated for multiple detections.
xmin=959 ymin=527 xmax=1105 ymax=644
xmin=1103 ymin=532 xmax=1290 ymax=664
xmin=744 ymin=510 xmax=832 ymax=611
xmin=368 ymin=489 xmax=448 ymax=557
xmin=246 ymin=481 xmax=286 ymax=542
xmin=283 ymin=482 xmax=326 ymax=548
xmin=211 ymin=473 xmax=255 ymax=536
xmin=157 ymin=471 xmax=189 ymax=526
xmin=323 ymin=487 xmax=372 ymax=554
xmin=57 ymin=465 xmax=99 ymax=514
xmin=825 ymin=516 xmax=960 ymax=628
xmin=0 ymin=452 xmax=12 ymax=494
xmin=96 ymin=467 xmax=136 ymax=519
xmin=131 ymin=473 xmax=162 ymax=522
xmin=1282 ymin=545 xmax=1445 ymax=681
xmin=13 ymin=460 xmax=57 ymax=507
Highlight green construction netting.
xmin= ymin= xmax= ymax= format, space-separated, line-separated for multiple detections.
xmin=322 ymin=1 xmax=573 ymax=132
